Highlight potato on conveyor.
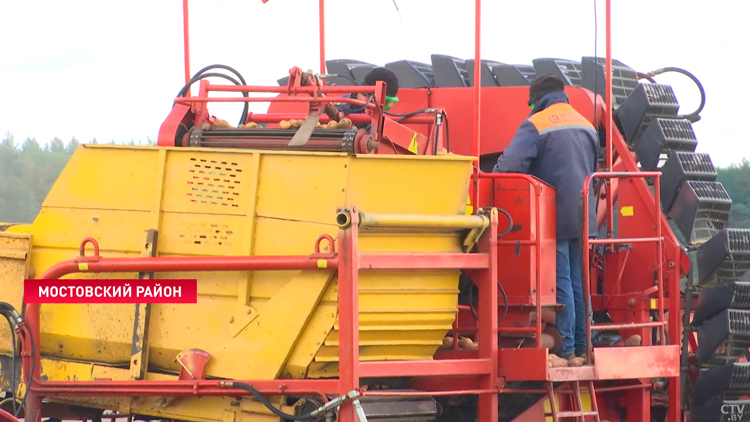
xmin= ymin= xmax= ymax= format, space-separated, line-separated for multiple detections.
xmin=280 ymin=120 xmax=292 ymax=129
xmin=337 ymin=118 xmax=353 ymax=129
xmin=327 ymin=120 xmax=338 ymax=129
xmin=290 ymin=119 xmax=303 ymax=128
xmin=214 ymin=119 xmax=232 ymax=128
xmin=241 ymin=122 xmax=258 ymax=128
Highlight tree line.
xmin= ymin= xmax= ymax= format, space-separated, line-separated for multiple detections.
xmin=1 ymin=131 xmax=749 ymax=231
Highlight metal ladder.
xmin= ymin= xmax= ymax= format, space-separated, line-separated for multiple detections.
xmin=545 ymin=380 xmax=601 ymax=421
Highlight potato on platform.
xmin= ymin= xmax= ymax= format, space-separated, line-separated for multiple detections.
xmin=280 ymin=120 xmax=292 ymax=129
xmin=439 ymin=336 xmax=454 ymax=350
xmin=548 ymin=354 xmax=569 ymax=368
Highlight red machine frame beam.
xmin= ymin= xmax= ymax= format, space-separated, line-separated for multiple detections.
xmin=245 ymin=113 xmax=434 ymax=125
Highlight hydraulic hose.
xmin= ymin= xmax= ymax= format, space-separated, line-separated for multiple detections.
xmin=466 ymin=207 xmax=513 ymax=323
xmin=0 ymin=302 xmax=31 ymax=418
xmin=636 ymin=72 xmax=656 ymax=84
xmin=176 ymin=64 xmax=250 ymax=127
xmin=224 ymin=382 xmax=364 ymax=422
xmin=226 ymin=382 xmax=314 ymax=420
xmin=643 ymin=66 xmax=706 ymax=123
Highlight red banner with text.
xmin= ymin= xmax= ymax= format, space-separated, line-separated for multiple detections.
xmin=24 ymin=279 xmax=198 ymax=303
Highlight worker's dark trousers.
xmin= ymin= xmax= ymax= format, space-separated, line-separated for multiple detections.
xmin=555 ymin=238 xmax=593 ymax=358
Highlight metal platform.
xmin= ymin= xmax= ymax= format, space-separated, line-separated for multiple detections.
xmin=500 ymin=346 xmax=681 ymax=381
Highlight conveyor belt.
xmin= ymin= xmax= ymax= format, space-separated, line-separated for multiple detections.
xmin=185 ymin=126 xmax=368 ymax=153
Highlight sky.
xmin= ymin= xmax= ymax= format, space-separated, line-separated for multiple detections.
xmin=1 ymin=0 xmax=748 ymax=167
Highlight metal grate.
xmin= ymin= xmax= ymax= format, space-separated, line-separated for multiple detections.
xmin=581 ymin=57 xmax=639 ymax=107
xmin=464 ymin=59 xmax=505 ymax=87
xmin=659 ymin=119 xmax=698 ymax=151
xmin=491 ymin=64 xmax=537 ymax=86
xmin=531 ymin=58 xmax=583 ymax=86
xmin=693 ymin=363 xmax=750 ymax=407
xmin=515 ymin=64 xmax=537 ymax=84
xmin=186 ymin=157 xmax=242 ymax=208
xmin=385 ymin=60 xmax=435 ymax=88
xmin=635 ymin=118 xmax=698 ymax=172
xmin=660 ymin=151 xmax=717 ymax=212
xmin=717 ymin=230 xmax=750 ymax=283
xmin=730 ymin=364 xmax=750 ymax=391
xmin=326 ymin=59 xmax=376 ymax=86
xmin=431 ymin=54 xmax=470 ymax=87
xmin=693 ymin=282 xmax=750 ymax=325
xmin=668 ymin=181 xmax=732 ymax=245
xmin=698 ymin=309 xmax=750 ymax=366
xmin=674 ymin=151 xmax=717 ymax=175
xmin=615 ymin=84 xmax=681 ymax=146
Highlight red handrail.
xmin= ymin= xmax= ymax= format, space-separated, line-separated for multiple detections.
xmin=581 ymin=171 xmax=666 ymax=368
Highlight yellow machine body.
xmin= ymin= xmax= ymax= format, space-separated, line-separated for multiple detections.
xmin=0 ymin=144 xmax=475 ymax=422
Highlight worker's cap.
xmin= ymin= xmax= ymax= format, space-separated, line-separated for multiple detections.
xmin=528 ymin=74 xmax=565 ymax=105
xmin=364 ymin=67 xmax=400 ymax=98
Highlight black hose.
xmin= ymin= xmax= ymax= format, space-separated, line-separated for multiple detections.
xmin=467 ymin=207 xmax=513 ymax=323
xmin=389 ymin=108 xmax=451 ymax=154
xmin=176 ymin=73 xmax=247 ymax=128
xmin=637 ymin=72 xmax=656 ymax=83
xmin=179 ymin=64 xmax=248 ymax=94
xmin=646 ymin=67 xmax=706 ymax=122
xmin=392 ymin=108 xmax=436 ymax=121
xmin=4 ymin=318 xmax=16 ymax=416
xmin=441 ymin=110 xmax=451 ymax=153
xmin=0 ymin=302 xmax=30 ymax=418
xmin=176 ymin=64 xmax=250 ymax=127
xmin=231 ymin=382 xmax=318 ymax=421
xmin=176 ymin=73 xmax=242 ymax=98
xmin=15 ymin=325 xmax=35 ymax=418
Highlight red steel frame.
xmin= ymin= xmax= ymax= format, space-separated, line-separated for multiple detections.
xmin=20 ymin=208 xmax=502 ymax=422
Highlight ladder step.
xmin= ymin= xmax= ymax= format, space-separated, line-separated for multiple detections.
xmin=556 ymin=410 xmax=600 ymax=417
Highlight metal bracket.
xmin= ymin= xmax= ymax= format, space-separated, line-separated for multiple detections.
xmin=129 ymin=229 xmax=158 ymax=380
xmin=228 ymin=304 xmax=259 ymax=338
xmin=462 ymin=208 xmax=493 ymax=252
xmin=177 ymin=348 xmax=212 ymax=380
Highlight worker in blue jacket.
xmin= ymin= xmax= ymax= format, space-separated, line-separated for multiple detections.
xmin=492 ymin=74 xmax=599 ymax=367
xmin=335 ymin=67 xmax=400 ymax=132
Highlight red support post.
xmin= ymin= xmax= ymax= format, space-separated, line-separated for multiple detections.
xmin=319 ymin=0 xmax=326 ymax=75
xmin=337 ymin=208 xmax=361 ymax=422
xmin=182 ymin=0 xmax=191 ymax=95
xmin=471 ymin=0 xmax=482 ymax=217
xmin=476 ymin=209 xmax=498 ymax=422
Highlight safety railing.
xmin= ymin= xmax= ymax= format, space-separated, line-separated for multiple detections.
xmin=581 ymin=171 xmax=667 ymax=365
xmin=443 ymin=173 xmax=547 ymax=352
xmin=19 ymin=207 xmax=503 ymax=422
